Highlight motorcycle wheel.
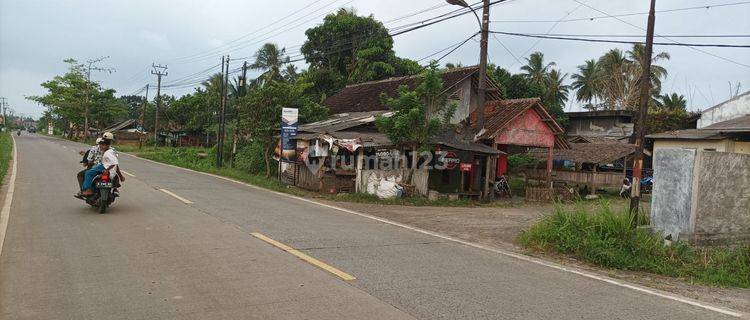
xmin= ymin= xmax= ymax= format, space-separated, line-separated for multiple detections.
xmin=98 ymin=189 xmax=109 ymax=214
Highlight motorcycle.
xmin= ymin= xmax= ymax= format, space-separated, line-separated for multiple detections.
xmin=82 ymin=169 xmax=120 ymax=213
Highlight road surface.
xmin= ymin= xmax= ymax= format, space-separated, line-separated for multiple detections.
xmin=0 ymin=134 xmax=742 ymax=319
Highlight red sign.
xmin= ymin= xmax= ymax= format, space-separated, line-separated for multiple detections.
xmin=442 ymin=151 xmax=460 ymax=170
xmin=460 ymin=163 xmax=472 ymax=172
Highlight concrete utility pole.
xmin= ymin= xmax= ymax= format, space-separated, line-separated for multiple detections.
xmin=139 ymin=84 xmax=150 ymax=149
xmin=83 ymin=56 xmax=115 ymax=139
xmin=151 ymin=64 xmax=168 ymax=145
xmin=629 ymin=0 xmax=657 ymax=221
xmin=216 ymin=55 xmax=230 ymax=167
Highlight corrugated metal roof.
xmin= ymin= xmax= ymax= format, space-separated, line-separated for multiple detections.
xmin=298 ymin=111 xmax=391 ymax=133
xmin=703 ymin=114 xmax=750 ymax=130
xmin=647 ymin=115 xmax=750 ymax=139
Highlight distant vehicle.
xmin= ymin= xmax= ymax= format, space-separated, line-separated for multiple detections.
xmin=28 ymin=127 xmax=36 ymax=133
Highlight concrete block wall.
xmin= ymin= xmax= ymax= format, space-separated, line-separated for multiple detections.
xmin=651 ymin=149 xmax=750 ymax=245
xmin=697 ymin=92 xmax=750 ymax=128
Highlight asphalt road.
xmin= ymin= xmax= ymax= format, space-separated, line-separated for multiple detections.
xmin=0 ymin=134 xmax=742 ymax=319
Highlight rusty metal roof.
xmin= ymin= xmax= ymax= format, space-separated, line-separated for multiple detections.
xmin=298 ymin=111 xmax=391 ymax=133
xmin=323 ymin=66 xmax=502 ymax=114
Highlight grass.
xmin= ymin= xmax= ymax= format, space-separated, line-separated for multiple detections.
xmin=518 ymin=201 xmax=750 ymax=288
xmin=0 ymin=132 xmax=11 ymax=184
xmin=117 ymin=145 xmax=510 ymax=207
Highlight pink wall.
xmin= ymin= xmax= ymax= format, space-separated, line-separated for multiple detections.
xmin=494 ymin=109 xmax=555 ymax=148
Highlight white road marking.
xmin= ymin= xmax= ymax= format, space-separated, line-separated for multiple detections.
xmin=0 ymin=135 xmax=18 ymax=258
xmin=121 ymin=170 xmax=135 ymax=177
xmin=122 ymin=152 xmax=747 ymax=318
xmin=159 ymin=188 xmax=193 ymax=204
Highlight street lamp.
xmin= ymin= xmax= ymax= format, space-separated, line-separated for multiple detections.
xmin=446 ymin=0 xmax=482 ymax=29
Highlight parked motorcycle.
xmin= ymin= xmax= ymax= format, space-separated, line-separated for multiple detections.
xmin=82 ymin=169 xmax=120 ymax=213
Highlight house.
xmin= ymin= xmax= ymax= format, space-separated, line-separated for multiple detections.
xmin=324 ymin=66 xmax=502 ymax=123
xmin=697 ymin=90 xmax=750 ymax=128
xmin=103 ymin=119 xmax=147 ymax=146
xmin=565 ymin=110 xmax=634 ymax=142
xmin=280 ymin=111 xmax=502 ymax=200
xmin=648 ymin=115 xmax=750 ymax=154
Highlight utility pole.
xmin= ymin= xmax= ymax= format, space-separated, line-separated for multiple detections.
xmin=217 ymin=55 xmax=230 ymax=168
xmin=231 ymin=61 xmax=248 ymax=167
xmin=83 ymin=56 xmax=115 ymax=139
xmin=139 ymin=84 xmax=150 ymax=149
xmin=629 ymin=0 xmax=657 ymax=222
xmin=151 ymin=64 xmax=168 ymax=146
xmin=476 ymin=0 xmax=490 ymax=132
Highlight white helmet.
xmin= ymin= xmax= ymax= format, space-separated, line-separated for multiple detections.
xmin=102 ymin=132 xmax=114 ymax=140
xmin=96 ymin=137 xmax=103 ymax=144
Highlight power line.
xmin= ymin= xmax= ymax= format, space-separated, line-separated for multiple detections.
xmin=571 ymin=0 xmax=750 ymax=68
xmin=490 ymin=31 xmax=750 ymax=48
xmin=490 ymin=1 xmax=750 ymax=23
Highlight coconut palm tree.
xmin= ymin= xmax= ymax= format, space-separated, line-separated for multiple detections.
xmin=251 ymin=43 xmax=290 ymax=86
xmin=627 ymin=43 xmax=670 ymax=94
xmin=545 ymin=69 xmax=570 ymax=108
xmin=282 ymin=64 xmax=299 ymax=82
xmin=521 ymin=52 xmax=555 ymax=86
xmin=656 ymin=93 xmax=687 ymax=110
xmin=571 ymin=59 xmax=600 ymax=106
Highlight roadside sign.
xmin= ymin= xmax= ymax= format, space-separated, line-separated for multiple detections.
xmin=281 ymin=108 xmax=298 ymax=161
xmin=460 ymin=163 xmax=472 ymax=172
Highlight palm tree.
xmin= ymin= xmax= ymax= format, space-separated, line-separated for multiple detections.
xmin=282 ymin=64 xmax=299 ymax=82
xmin=251 ymin=43 xmax=290 ymax=86
xmin=545 ymin=69 xmax=570 ymax=108
xmin=597 ymin=49 xmax=634 ymax=110
xmin=656 ymin=93 xmax=687 ymax=110
xmin=571 ymin=59 xmax=600 ymax=106
xmin=521 ymin=52 xmax=555 ymax=86
xmin=627 ymin=43 xmax=670 ymax=94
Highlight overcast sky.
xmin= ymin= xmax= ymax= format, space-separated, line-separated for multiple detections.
xmin=2 ymin=0 xmax=749 ymax=118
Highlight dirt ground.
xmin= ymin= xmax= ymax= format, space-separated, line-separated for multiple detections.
xmin=322 ymin=198 xmax=750 ymax=314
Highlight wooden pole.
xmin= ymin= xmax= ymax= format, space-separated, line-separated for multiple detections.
xmin=629 ymin=0 xmax=657 ymax=221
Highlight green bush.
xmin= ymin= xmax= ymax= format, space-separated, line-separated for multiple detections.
xmin=519 ymin=202 xmax=750 ymax=288
xmin=0 ymin=132 xmax=11 ymax=183
xmin=234 ymin=141 xmax=267 ymax=174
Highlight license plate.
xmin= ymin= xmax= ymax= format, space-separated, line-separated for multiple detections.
xmin=97 ymin=182 xmax=113 ymax=188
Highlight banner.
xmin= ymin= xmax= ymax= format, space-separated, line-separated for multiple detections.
xmin=280 ymin=107 xmax=299 ymax=161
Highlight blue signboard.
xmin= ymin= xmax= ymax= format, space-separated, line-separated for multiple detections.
xmin=281 ymin=107 xmax=299 ymax=161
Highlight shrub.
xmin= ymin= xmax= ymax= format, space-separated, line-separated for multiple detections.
xmin=519 ymin=202 xmax=750 ymax=288
xmin=234 ymin=141 xmax=267 ymax=174
xmin=507 ymin=154 xmax=538 ymax=171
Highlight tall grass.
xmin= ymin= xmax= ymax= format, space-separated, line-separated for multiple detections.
xmin=0 ymin=132 xmax=12 ymax=184
xmin=519 ymin=202 xmax=750 ymax=288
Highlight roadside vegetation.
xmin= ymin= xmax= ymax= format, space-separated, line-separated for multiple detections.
xmin=0 ymin=132 xmax=11 ymax=184
xmin=519 ymin=202 xmax=750 ymax=288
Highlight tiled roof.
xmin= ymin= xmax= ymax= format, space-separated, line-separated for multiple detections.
xmin=323 ymin=66 xmax=502 ymax=114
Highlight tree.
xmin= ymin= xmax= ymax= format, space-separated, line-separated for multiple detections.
xmin=375 ymin=63 xmax=456 ymax=150
xmin=301 ymin=8 xmax=418 ymax=87
xmin=251 ymin=43 xmax=290 ymax=86
xmin=571 ymin=59 xmax=600 ymax=106
xmin=545 ymin=69 xmax=570 ymax=109
xmin=656 ymin=92 xmax=687 ymax=110
xmin=89 ymin=88 xmax=128 ymax=129
xmin=594 ymin=45 xmax=670 ymax=110
xmin=521 ymin=52 xmax=555 ymax=86
xmin=237 ymin=80 xmax=327 ymax=177
xmin=119 ymin=95 xmax=146 ymax=120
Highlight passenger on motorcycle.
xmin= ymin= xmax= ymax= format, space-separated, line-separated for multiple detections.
xmin=77 ymin=137 xmax=103 ymax=189
xmin=77 ymin=137 xmax=119 ymax=198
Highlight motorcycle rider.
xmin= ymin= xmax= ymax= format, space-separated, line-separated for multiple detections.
xmin=76 ymin=133 xmax=122 ymax=198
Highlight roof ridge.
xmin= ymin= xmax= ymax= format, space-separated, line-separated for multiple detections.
xmin=343 ymin=65 xmax=479 ymax=88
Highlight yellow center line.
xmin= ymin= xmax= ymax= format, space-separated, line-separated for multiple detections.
xmin=159 ymin=188 xmax=194 ymax=204
xmin=251 ymin=232 xmax=356 ymax=281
